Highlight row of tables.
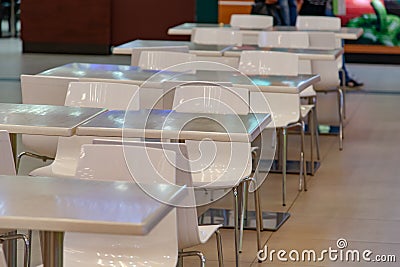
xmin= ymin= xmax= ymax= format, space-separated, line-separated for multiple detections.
xmin=0 ymin=102 xmax=272 ymax=267
xmin=2 ymin=21 xmax=362 ymax=267
xmin=112 ymin=39 xmax=344 ymax=61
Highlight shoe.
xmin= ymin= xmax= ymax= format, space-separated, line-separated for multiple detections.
xmin=345 ymin=79 xmax=364 ymax=88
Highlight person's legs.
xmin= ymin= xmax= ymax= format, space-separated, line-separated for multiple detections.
xmin=278 ymin=0 xmax=291 ymax=25
xmin=288 ymin=0 xmax=298 ymax=25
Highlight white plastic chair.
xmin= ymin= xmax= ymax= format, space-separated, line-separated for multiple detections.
xmin=258 ymin=31 xmax=309 ymax=49
xmin=239 ymin=51 xmax=310 ymax=205
xmin=29 ymin=82 xmax=141 ymax=178
xmin=130 ymin=45 xmax=189 ymax=66
xmin=191 ymin=27 xmax=243 ymax=46
xmin=172 ymin=85 xmax=252 ymax=263
xmin=307 ymin=32 xmax=344 ymax=150
xmin=0 ymin=131 xmax=30 ymax=267
xmin=53 ymin=145 xmax=180 ymax=267
xmin=17 ymin=75 xmax=80 ymax=172
xmin=87 ymin=141 xmax=224 ymax=266
xmin=0 ymin=245 xmax=7 ymax=267
xmin=296 ymin=16 xmax=341 ymax=31
xmin=230 ymin=14 xmax=273 ymax=29
xmin=138 ymin=51 xmax=196 ymax=71
xmin=257 ymin=31 xmax=321 ymax=171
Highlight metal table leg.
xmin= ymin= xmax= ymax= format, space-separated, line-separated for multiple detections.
xmin=39 ymin=231 xmax=64 ymax=267
xmin=3 ymin=231 xmax=17 ymax=267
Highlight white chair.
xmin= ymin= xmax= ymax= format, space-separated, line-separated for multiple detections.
xmin=0 ymin=131 xmax=30 ymax=267
xmin=239 ymin=51 xmax=310 ymax=205
xmin=138 ymin=51 xmax=196 ymax=71
xmin=258 ymin=31 xmax=309 ymax=49
xmin=307 ymin=32 xmax=344 ymax=150
xmin=0 ymin=245 xmax=7 ymax=267
xmin=17 ymin=75 xmax=80 ymax=172
xmin=90 ymin=141 xmax=224 ymax=266
xmin=29 ymin=82 xmax=141 ymax=178
xmin=130 ymin=45 xmax=189 ymax=66
xmin=296 ymin=15 xmax=341 ymax=31
xmin=258 ymin=31 xmax=321 ymax=171
xmin=191 ymin=27 xmax=243 ymax=46
xmin=74 ymin=143 xmax=223 ymax=267
xmin=230 ymin=14 xmax=273 ymax=29
xmin=172 ymin=85 xmax=253 ymax=263
xmin=50 ymin=145 xmax=180 ymax=267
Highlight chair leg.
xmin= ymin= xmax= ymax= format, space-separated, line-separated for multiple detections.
xmin=178 ymin=251 xmax=206 ymax=267
xmin=300 ymin=121 xmax=307 ymax=192
xmin=233 ymin=186 xmax=239 ymax=267
xmin=340 ymin=68 xmax=347 ymax=119
xmin=282 ymin=128 xmax=287 ymax=206
xmin=238 ymin=180 xmax=248 ymax=253
xmin=309 ymin=108 xmax=315 ymax=176
xmin=337 ymin=88 xmax=344 ymax=151
xmin=253 ymin=179 xmax=263 ymax=256
xmin=215 ymin=230 xmax=224 ymax=267
xmin=0 ymin=233 xmax=30 ymax=267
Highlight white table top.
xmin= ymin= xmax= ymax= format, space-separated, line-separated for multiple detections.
xmin=224 ymin=45 xmax=343 ymax=60
xmin=0 ymin=175 xmax=185 ymax=235
xmin=112 ymin=39 xmax=232 ymax=56
xmin=38 ymin=63 xmax=320 ymax=94
xmin=272 ymin=26 xmax=364 ymax=40
xmin=0 ymin=103 xmax=105 ymax=136
xmin=76 ymin=109 xmax=272 ymax=142
xmin=167 ymin=23 xmax=363 ymax=40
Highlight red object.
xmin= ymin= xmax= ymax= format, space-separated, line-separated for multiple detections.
xmin=338 ymin=0 xmax=384 ymax=25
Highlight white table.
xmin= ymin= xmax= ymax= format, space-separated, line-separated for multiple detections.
xmin=36 ymin=63 xmax=320 ymax=95
xmin=112 ymin=39 xmax=232 ymax=56
xmin=0 ymin=103 xmax=106 ymax=156
xmin=223 ymin=45 xmax=344 ymax=61
xmin=167 ymin=23 xmax=363 ymax=40
xmin=0 ymin=103 xmax=106 ymax=137
xmin=0 ymin=175 xmax=186 ymax=267
xmin=76 ymin=109 xmax=272 ymax=143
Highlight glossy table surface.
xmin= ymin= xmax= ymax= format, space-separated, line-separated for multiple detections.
xmin=0 ymin=103 xmax=105 ymax=136
xmin=224 ymin=45 xmax=344 ymax=60
xmin=76 ymin=109 xmax=272 ymax=142
xmin=38 ymin=63 xmax=320 ymax=94
xmin=112 ymin=39 xmax=232 ymax=56
xmin=0 ymin=175 xmax=185 ymax=235
xmin=167 ymin=23 xmax=363 ymax=40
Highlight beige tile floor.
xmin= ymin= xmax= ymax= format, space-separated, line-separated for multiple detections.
xmin=1 ymin=38 xmax=399 ymax=266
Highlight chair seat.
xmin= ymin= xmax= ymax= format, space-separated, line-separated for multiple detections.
xmin=29 ymin=160 xmax=76 ymax=178
xmin=299 ymin=86 xmax=316 ymax=98
xmin=301 ymin=104 xmax=314 ymax=118
xmin=198 ymin=224 xmax=223 ymax=244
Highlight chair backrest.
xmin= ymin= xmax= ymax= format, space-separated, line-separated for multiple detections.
xmin=172 ymin=85 xmax=249 ymax=115
xmin=239 ymin=51 xmax=299 ymax=76
xmin=65 ymin=81 xmax=140 ymax=110
xmin=50 ymin=82 xmax=141 ymax=176
xmin=138 ymin=51 xmax=196 ymax=71
xmin=0 ymin=244 xmax=7 ymax=267
xmin=258 ymin=31 xmax=309 ymax=49
xmin=230 ymin=14 xmax=273 ymax=29
xmin=296 ymin=16 xmax=341 ymax=31
xmin=239 ymin=52 xmax=301 ymax=126
xmin=308 ymin=32 xmax=339 ymax=50
xmin=191 ymin=27 xmax=243 ymax=46
xmin=20 ymin=75 xmax=80 ymax=158
xmin=130 ymin=46 xmax=189 ymax=66
xmin=77 ymin=142 xmax=202 ymax=249
xmin=0 ymin=130 xmax=16 ymax=175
